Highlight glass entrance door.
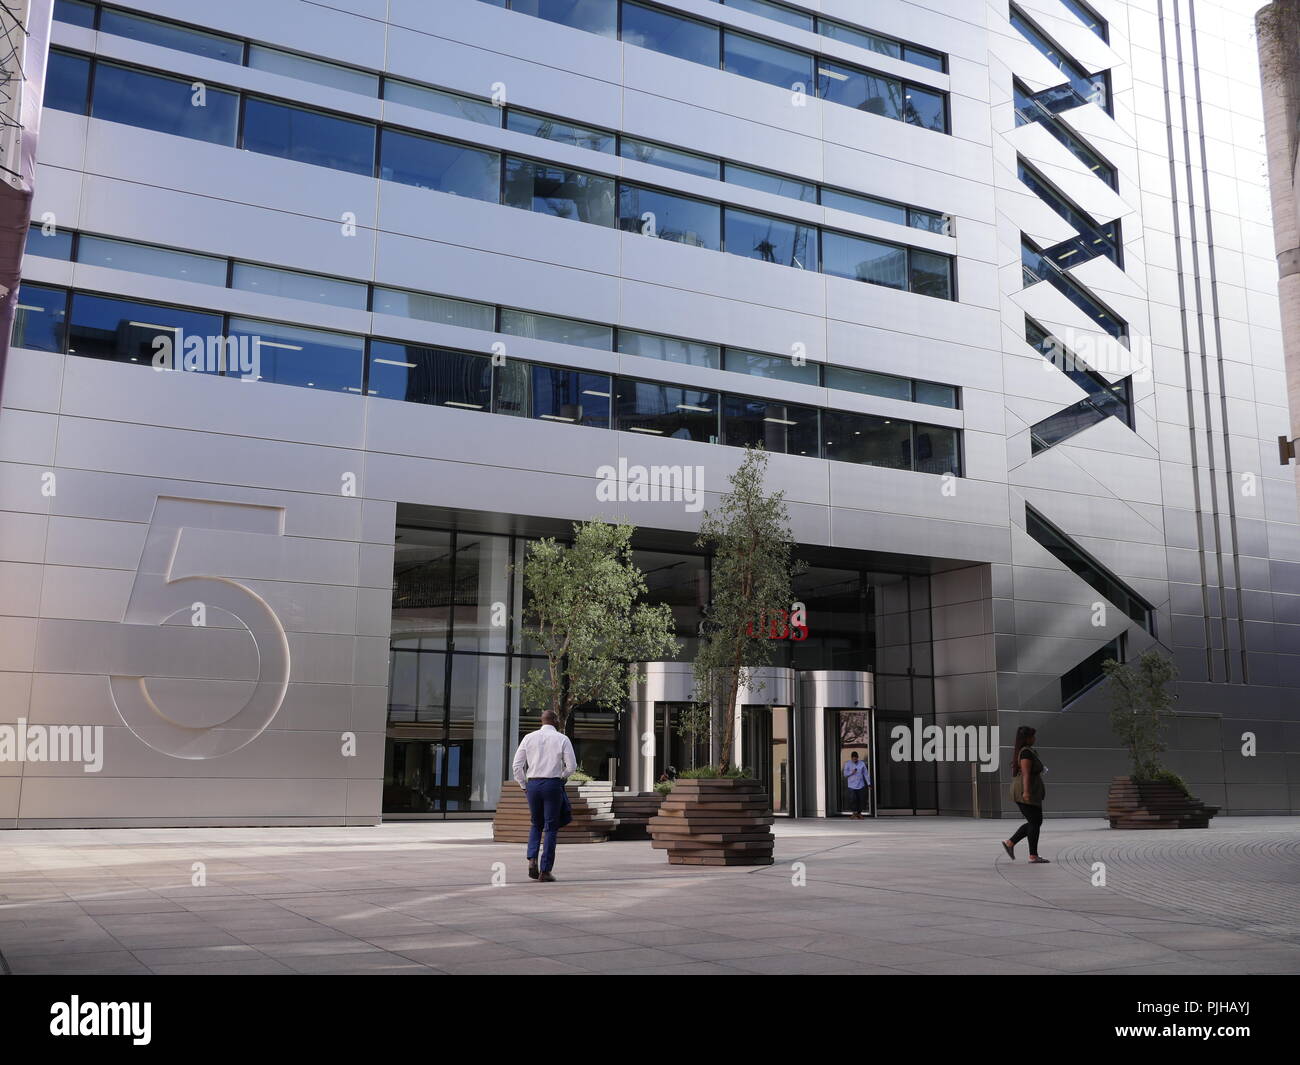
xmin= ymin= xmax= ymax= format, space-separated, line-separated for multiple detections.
xmin=827 ymin=708 xmax=874 ymax=817
xmin=743 ymin=705 xmax=792 ymax=815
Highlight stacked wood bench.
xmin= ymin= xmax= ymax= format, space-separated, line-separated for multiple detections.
xmin=647 ymin=778 xmax=774 ymax=865
xmin=610 ymin=791 xmax=666 ymax=841
xmin=1106 ymin=777 xmax=1219 ymax=829
xmin=492 ymin=779 xmax=618 ymax=843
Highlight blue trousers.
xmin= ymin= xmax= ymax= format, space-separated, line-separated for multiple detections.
xmin=526 ymin=778 xmax=564 ymax=872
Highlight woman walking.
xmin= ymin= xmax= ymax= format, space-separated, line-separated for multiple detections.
xmin=1001 ymin=726 xmax=1050 ymax=863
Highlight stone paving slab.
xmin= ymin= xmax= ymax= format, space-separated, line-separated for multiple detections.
xmin=1 ymin=816 xmax=1297 ymax=975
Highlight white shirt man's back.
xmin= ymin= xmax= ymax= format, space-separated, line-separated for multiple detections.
xmin=511 ymin=723 xmax=577 ymax=787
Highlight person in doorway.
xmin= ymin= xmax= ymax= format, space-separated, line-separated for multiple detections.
xmin=843 ymin=750 xmax=870 ymax=819
xmin=511 ymin=709 xmax=576 ymax=883
xmin=1001 ymin=725 xmax=1050 ymax=863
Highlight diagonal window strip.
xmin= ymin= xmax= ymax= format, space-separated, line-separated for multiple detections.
xmin=1025 ymin=505 xmax=1155 ymax=633
xmin=1061 ymin=634 xmax=1124 ymax=705
xmin=1017 ymin=157 xmax=1121 ymax=268
xmin=1060 ymin=0 xmax=1108 ymax=43
xmin=1013 ymin=80 xmax=1118 ymax=189
xmin=1025 ymin=316 xmax=1133 ymax=452
xmin=1021 ymin=239 xmax=1128 ymax=343
xmin=1009 ymin=3 xmax=1111 ymax=115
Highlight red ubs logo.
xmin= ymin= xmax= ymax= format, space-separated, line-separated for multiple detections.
xmin=747 ymin=605 xmax=808 ymax=641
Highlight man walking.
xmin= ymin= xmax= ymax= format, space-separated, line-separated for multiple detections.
xmin=511 ymin=710 xmax=576 ymax=883
xmin=843 ymin=750 xmax=870 ymax=820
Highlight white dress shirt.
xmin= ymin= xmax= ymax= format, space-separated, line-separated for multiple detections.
xmin=511 ymin=724 xmax=577 ymax=788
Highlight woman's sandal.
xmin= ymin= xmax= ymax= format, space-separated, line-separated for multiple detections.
xmin=1001 ymin=841 xmax=1015 ymax=860
xmin=1028 ymin=856 xmax=1051 ymax=864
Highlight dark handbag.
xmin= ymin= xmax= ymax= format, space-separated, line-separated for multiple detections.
xmin=558 ymin=786 xmax=573 ymax=828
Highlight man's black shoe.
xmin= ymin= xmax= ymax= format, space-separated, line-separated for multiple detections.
xmin=538 ymin=871 xmax=556 ymax=883
xmin=527 ymin=859 xmax=539 ymax=880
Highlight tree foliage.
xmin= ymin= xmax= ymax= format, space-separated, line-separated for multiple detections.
xmin=686 ymin=448 xmax=800 ymax=773
xmin=1102 ymin=650 xmax=1179 ymax=780
xmin=518 ymin=521 xmax=678 ymax=727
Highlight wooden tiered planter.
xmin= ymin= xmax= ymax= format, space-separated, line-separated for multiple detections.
xmin=492 ymin=779 xmax=618 ymax=843
xmin=1106 ymin=776 xmax=1219 ymax=829
xmin=647 ymin=777 xmax=774 ymax=865
xmin=610 ymin=791 xmax=666 ymax=841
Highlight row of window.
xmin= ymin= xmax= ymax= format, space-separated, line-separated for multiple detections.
xmin=47 ymin=50 xmax=957 ymax=300
xmin=25 ymin=224 xmax=960 ymax=409
xmin=1013 ymin=80 xmax=1117 ymax=190
xmin=1059 ymin=0 xmax=1109 ymax=43
xmin=479 ymin=0 xmax=950 ymax=131
xmin=1009 ymin=4 xmax=1110 ymax=116
xmin=1021 ymin=239 xmax=1126 ymax=343
xmin=11 ymin=282 xmax=963 ymax=477
xmin=1025 ymin=317 xmax=1132 ymax=454
xmin=55 ymin=0 xmax=949 ymax=130
xmin=1017 ymin=157 xmax=1120 ymax=269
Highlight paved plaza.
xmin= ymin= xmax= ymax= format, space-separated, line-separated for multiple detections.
xmin=1 ymin=817 xmax=1296 ymax=975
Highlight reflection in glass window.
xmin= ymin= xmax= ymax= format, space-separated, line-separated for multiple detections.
xmin=368 ymin=342 xmax=492 ymax=408
xmin=621 ymin=2 xmax=719 ymax=65
xmin=243 ymin=98 xmax=376 ymax=176
xmin=914 ymin=381 xmax=958 ymax=409
xmin=724 ymin=163 xmax=816 ymax=203
xmin=247 ymin=46 xmax=379 ymax=96
xmin=816 ymin=62 xmax=901 ymax=119
xmin=494 ymin=361 xmax=611 ymax=427
xmin=511 ymin=0 xmax=617 ymax=37
xmin=380 ymin=129 xmax=500 ymax=200
xmin=92 ymin=63 xmax=239 ymax=145
xmin=824 ymin=367 xmax=910 ymax=401
xmin=12 ymin=283 xmax=68 ymax=352
xmin=724 ymin=348 xmax=818 ymax=385
xmin=618 ymin=184 xmax=719 ymax=250
xmin=499 ymin=309 xmax=612 ymax=350
xmin=822 ymin=410 xmax=912 ymax=470
xmin=616 ymin=379 xmax=719 ymax=441
xmin=818 ymin=20 xmax=901 ymax=60
xmin=68 ymin=293 xmax=224 ymax=368
xmin=913 ymin=423 xmax=960 ymax=474
xmin=723 ymin=208 xmax=817 ymax=270
xmin=617 ymin=329 xmax=720 ymax=368
xmin=724 ymin=0 xmax=813 ymax=31
xmin=232 ymin=263 xmax=368 ymax=309
xmin=909 ymin=208 xmax=950 ymax=234
xmin=723 ymin=395 xmax=819 ymax=456
xmin=903 ymin=85 xmax=947 ymax=132
xmin=45 ymin=50 xmax=91 ymax=115
xmin=391 ymin=527 xmax=453 ymax=651
xmin=372 ymin=288 xmax=495 ymax=330
xmin=99 ymin=8 xmax=244 ymax=63
xmin=903 ymin=45 xmax=945 ymax=72
xmin=723 ymin=31 xmax=811 ymax=90
xmin=228 ymin=317 xmax=365 ymax=391
xmin=78 ymin=236 xmax=228 ymax=286
xmin=619 ymin=137 xmax=718 ymax=179
xmin=24 ymin=226 xmax=74 ymax=260
xmin=54 ymin=0 xmax=96 ymax=28
xmin=384 ymin=81 xmax=500 ymax=126
xmin=909 ymin=249 xmax=953 ymax=300
xmin=508 ymin=111 xmax=614 ymax=153
xmin=821 ymin=188 xmax=906 ymax=226
xmin=822 ymin=232 xmax=907 ymax=289
xmin=503 ymin=156 xmax=616 ymax=225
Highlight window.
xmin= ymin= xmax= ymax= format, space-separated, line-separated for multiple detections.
xmin=508 ymin=111 xmax=614 ymax=153
xmin=821 ymin=188 xmax=906 ymax=226
xmin=822 ymin=232 xmax=907 ymax=290
xmin=503 ymin=156 xmax=616 ymax=225
xmin=24 ymin=226 xmax=74 ymax=261
xmin=247 ymin=46 xmax=379 ymax=96
xmin=228 ymin=318 xmax=365 ymax=391
xmin=620 ymin=2 xmax=719 ymax=66
xmin=380 ymin=129 xmax=500 ymax=200
xmin=912 ymin=423 xmax=960 ymax=475
xmin=616 ymin=379 xmax=719 ymax=441
xmin=98 ymin=8 xmax=244 ymax=63
xmin=78 ymin=235 xmax=228 ymax=286
xmin=383 ymin=81 xmax=500 ymax=126
xmin=12 ymin=283 xmax=68 ymax=352
xmin=723 ymin=31 xmax=812 ymax=90
xmin=499 ymin=309 xmax=613 ymax=350
xmin=92 ymin=63 xmax=239 ymax=145
xmin=1061 ymin=0 xmax=1108 ymax=42
xmin=909 ymin=249 xmax=953 ymax=300
xmin=617 ymin=329 xmax=720 ymax=368
xmin=618 ymin=184 xmax=719 ymax=250
xmin=903 ymin=46 xmax=945 ymax=72
xmin=724 ymin=208 xmax=817 ymax=270
xmin=914 ymin=381 xmax=958 ymax=409
xmin=723 ymin=395 xmax=819 ymax=455
xmin=723 ymin=348 xmax=818 ymax=385
xmin=243 ymin=98 xmax=376 ymax=176
xmin=816 ymin=61 xmax=901 ymax=119
xmin=824 ymin=367 xmax=911 ymax=401
xmin=67 ymin=293 xmax=224 ymax=367
xmin=724 ymin=163 xmax=816 ymax=203
xmin=822 ymin=410 xmax=912 ymax=470
xmin=54 ymin=0 xmax=96 ymax=28
xmin=372 ymin=288 xmax=495 ymax=330
xmin=494 ymin=361 xmax=611 ymax=427
xmin=723 ymin=0 xmax=813 ymax=32
xmin=817 ymin=20 xmax=901 ymax=60
xmin=909 ymin=208 xmax=950 ymax=235
xmin=231 ymin=263 xmax=368 ymax=309
xmin=368 ymin=342 xmax=492 ymax=408
xmin=903 ymin=85 xmax=947 ymax=132
xmin=45 ymin=50 xmax=91 ymax=115
xmin=619 ymin=137 xmax=719 ymax=179
xmin=511 ymin=0 xmax=617 ymax=37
